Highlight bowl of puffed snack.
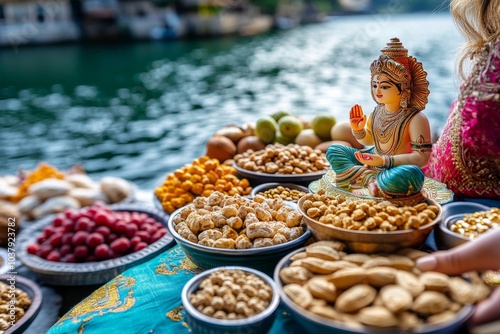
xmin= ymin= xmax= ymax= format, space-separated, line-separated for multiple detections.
xmin=0 ymin=275 xmax=42 ymax=334
xmin=182 ymin=266 xmax=279 ymax=334
xmin=297 ymin=190 xmax=442 ymax=254
xmin=435 ymin=202 xmax=499 ymax=250
xmin=275 ymin=240 xmax=492 ymax=334
xmin=167 ymin=191 xmax=311 ymax=275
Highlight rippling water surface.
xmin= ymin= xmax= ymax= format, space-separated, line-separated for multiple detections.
xmin=0 ymin=13 xmax=462 ymax=189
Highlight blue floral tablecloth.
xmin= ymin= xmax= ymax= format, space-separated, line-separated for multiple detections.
xmin=47 ymin=245 xmax=301 ymax=334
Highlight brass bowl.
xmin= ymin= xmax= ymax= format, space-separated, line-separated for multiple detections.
xmin=297 ymin=196 xmax=442 ymax=254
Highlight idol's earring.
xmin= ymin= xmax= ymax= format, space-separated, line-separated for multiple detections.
xmin=400 ymin=91 xmax=409 ymax=108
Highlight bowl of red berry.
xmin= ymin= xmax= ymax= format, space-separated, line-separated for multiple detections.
xmin=17 ymin=202 xmax=175 ymax=285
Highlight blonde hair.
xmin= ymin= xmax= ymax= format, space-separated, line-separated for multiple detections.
xmin=450 ymin=0 xmax=500 ymax=79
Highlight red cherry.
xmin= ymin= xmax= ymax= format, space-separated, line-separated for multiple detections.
xmin=94 ymin=244 xmax=111 ymax=260
xmin=26 ymin=243 xmax=39 ymax=255
xmin=134 ymin=242 xmax=148 ymax=252
xmin=48 ymin=233 xmax=63 ymax=248
xmin=46 ymin=250 xmax=61 ymax=262
xmin=60 ymin=244 xmax=72 ymax=256
xmin=95 ymin=226 xmax=111 ymax=238
xmin=74 ymin=245 xmax=89 ymax=260
xmin=130 ymin=236 xmax=141 ymax=248
xmin=86 ymin=233 xmax=105 ymax=248
xmin=110 ymin=237 xmax=131 ymax=254
xmin=61 ymin=254 xmax=76 ymax=263
xmin=72 ymin=231 xmax=89 ymax=246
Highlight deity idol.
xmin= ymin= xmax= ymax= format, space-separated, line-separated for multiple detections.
xmin=326 ymin=38 xmax=432 ymax=203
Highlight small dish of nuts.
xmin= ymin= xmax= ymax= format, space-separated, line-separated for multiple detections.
xmin=251 ymin=183 xmax=309 ymax=203
xmin=435 ymin=202 xmax=497 ymax=250
xmin=182 ymin=266 xmax=279 ymax=334
xmin=0 ymin=274 xmax=42 ymax=334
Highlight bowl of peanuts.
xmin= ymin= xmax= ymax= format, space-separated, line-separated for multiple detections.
xmin=167 ymin=191 xmax=312 ymax=275
xmin=297 ymin=191 xmax=442 ymax=254
xmin=435 ymin=202 xmax=497 ymax=250
xmin=182 ymin=266 xmax=280 ymax=334
xmin=274 ymin=241 xmax=490 ymax=334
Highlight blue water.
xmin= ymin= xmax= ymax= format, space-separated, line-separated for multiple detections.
xmin=0 ymin=13 xmax=462 ymax=190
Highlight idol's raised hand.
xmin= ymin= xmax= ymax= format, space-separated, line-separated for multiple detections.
xmin=350 ymin=104 xmax=367 ymax=132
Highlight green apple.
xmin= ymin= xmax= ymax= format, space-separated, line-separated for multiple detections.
xmin=312 ymin=114 xmax=337 ymax=140
xmin=270 ymin=110 xmax=292 ymax=122
xmin=255 ymin=116 xmax=278 ymax=144
xmin=278 ymin=116 xmax=303 ymax=139
xmin=274 ymin=131 xmax=295 ymax=145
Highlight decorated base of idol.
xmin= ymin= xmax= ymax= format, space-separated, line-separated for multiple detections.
xmin=309 ymin=170 xmax=454 ymax=206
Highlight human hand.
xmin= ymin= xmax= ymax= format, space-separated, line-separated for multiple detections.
xmin=350 ymin=104 xmax=366 ymax=131
xmin=354 ymin=151 xmax=383 ymax=167
xmin=416 ymin=228 xmax=500 ymax=327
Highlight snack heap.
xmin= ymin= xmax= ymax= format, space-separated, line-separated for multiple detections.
xmin=171 ymin=191 xmax=305 ymax=249
xmin=188 ymin=268 xmax=273 ymax=320
xmin=155 ymin=156 xmax=252 ymax=214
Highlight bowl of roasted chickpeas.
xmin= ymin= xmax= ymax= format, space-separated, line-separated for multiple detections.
xmin=167 ymin=191 xmax=311 ymax=275
xmin=434 ymin=202 xmax=498 ymax=250
xmin=297 ymin=191 xmax=442 ymax=254
xmin=182 ymin=266 xmax=280 ymax=334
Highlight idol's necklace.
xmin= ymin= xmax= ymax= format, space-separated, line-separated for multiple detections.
xmin=372 ymin=106 xmax=417 ymax=155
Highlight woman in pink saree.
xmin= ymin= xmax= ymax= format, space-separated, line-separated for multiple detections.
xmin=424 ymin=0 xmax=500 ymax=202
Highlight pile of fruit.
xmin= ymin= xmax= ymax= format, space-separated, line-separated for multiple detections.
xmin=26 ymin=202 xmax=167 ymax=263
xmin=204 ymin=111 xmax=363 ymax=163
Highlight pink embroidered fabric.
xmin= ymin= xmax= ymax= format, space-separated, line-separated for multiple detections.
xmin=424 ymin=38 xmax=500 ymax=199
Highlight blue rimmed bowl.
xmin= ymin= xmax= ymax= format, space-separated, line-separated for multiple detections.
xmin=182 ymin=266 xmax=279 ymax=334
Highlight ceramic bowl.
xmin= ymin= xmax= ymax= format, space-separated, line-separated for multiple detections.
xmin=297 ymin=196 xmax=442 ymax=254
xmin=167 ymin=208 xmax=311 ymax=276
xmin=182 ymin=266 xmax=279 ymax=334
xmin=1 ymin=274 xmax=43 ymax=334
xmin=274 ymin=248 xmax=474 ymax=334
xmin=17 ymin=203 xmax=175 ymax=286
xmin=434 ymin=202 xmax=491 ymax=250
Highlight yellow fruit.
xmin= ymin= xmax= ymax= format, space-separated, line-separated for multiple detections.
xmin=312 ymin=114 xmax=337 ymax=140
xmin=278 ymin=116 xmax=303 ymax=138
xmin=295 ymin=129 xmax=322 ymax=148
xmin=255 ymin=116 xmax=278 ymax=144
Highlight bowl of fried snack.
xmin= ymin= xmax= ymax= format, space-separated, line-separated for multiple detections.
xmin=167 ymin=191 xmax=311 ymax=275
xmin=297 ymin=190 xmax=442 ymax=254
xmin=274 ymin=240 xmax=492 ymax=334
xmin=182 ymin=266 xmax=279 ymax=334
